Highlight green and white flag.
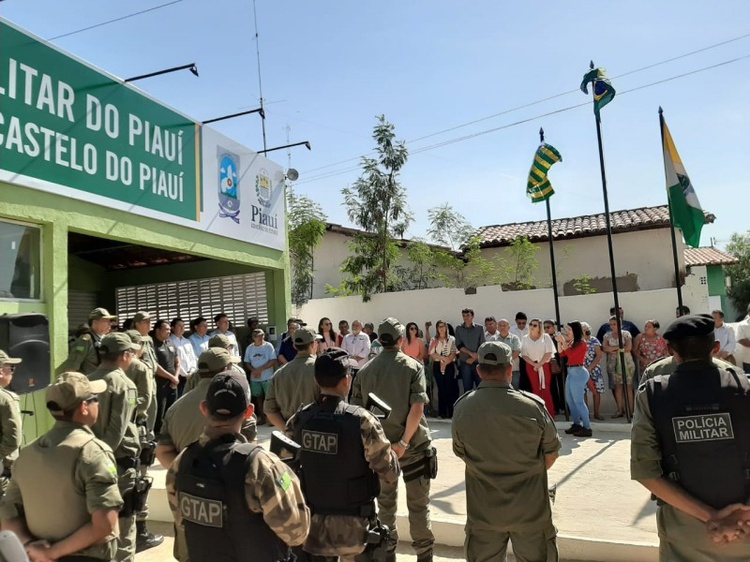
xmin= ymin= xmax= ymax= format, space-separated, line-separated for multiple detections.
xmin=661 ymin=115 xmax=705 ymax=248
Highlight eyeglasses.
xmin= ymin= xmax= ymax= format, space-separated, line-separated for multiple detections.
xmin=83 ymin=396 xmax=99 ymax=404
xmin=1 ymin=365 xmax=15 ymax=372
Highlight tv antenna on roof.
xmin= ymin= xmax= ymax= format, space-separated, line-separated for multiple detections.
xmin=253 ymin=0 xmax=267 ymax=152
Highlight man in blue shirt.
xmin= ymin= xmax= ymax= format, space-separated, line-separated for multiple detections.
xmin=455 ymin=308 xmax=486 ymax=394
xmin=596 ymin=306 xmax=641 ymax=343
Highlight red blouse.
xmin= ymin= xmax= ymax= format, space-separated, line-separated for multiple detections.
xmin=560 ymin=341 xmax=588 ymax=365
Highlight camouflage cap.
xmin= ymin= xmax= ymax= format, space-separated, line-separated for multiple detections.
xmin=89 ymin=307 xmax=117 ymax=321
xmin=132 ymin=311 xmax=152 ymax=323
xmin=47 ymin=372 xmax=107 ymax=415
xmin=198 ymin=348 xmax=240 ymax=373
xmin=100 ymin=333 xmax=140 ymax=354
xmin=124 ymin=329 xmax=149 ymax=344
xmin=477 ymin=341 xmax=512 ymax=365
xmin=378 ymin=317 xmax=404 ymax=346
xmin=0 ymin=350 xmax=21 ymax=365
xmin=293 ymin=327 xmax=323 ymax=346
xmin=208 ymin=333 xmax=232 ymax=349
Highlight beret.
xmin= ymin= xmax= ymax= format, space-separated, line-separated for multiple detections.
xmin=662 ymin=314 xmax=714 ymax=341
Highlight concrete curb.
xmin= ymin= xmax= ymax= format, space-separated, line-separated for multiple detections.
xmin=149 ymin=489 xmax=658 ymax=562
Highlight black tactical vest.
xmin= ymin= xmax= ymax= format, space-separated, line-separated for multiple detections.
xmin=176 ymin=434 xmax=291 ymax=562
xmin=647 ymin=363 xmax=750 ymax=509
xmin=294 ymin=395 xmax=379 ymax=517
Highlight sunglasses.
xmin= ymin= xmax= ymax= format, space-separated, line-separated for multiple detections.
xmin=530 ymin=323 xmax=540 ymax=328
xmin=83 ymin=395 xmax=99 ymax=404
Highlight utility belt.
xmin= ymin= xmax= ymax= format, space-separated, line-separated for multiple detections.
xmin=310 ymin=500 xmax=376 ymax=518
xmin=401 ymin=447 xmax=438 ymax=483
xmin=363 ymin=518 xmax=390 ymax=562
xmin=116 ymin=456 xmax=141 ymax=471
xmin=120 ymin=475 xmax=153 ymax=518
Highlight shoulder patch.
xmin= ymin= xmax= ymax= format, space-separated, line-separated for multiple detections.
xmin=80 ymin=334 xmax=91 ymax=342
xmin=278 ymin=472 xmax=292 ymax=492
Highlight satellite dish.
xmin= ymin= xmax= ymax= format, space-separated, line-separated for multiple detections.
xmin=286 ymin=168 xmax=299 ymax=181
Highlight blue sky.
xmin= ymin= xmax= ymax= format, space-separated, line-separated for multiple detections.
xmin=4 ymin=0 xmax=748 ymax=248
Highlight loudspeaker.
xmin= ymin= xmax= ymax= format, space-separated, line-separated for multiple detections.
xmin=0 ymin=314 xmax=50 ymax=395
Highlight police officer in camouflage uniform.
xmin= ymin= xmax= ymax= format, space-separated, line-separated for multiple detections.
xmin=0 ymin=373 xmax=123 ymax=562
xmin=287 ymin=348 xmax=400 ymax=562
xmin=88 ymin=333 xmax=141 ymax=562
xmin=352 ymin=318 xmax=435 ymax=562
xmin=122 ymin=329 xmax=164 ymax=552
xmin=57 ymin=308 xmax=116 ymax=375
xmin=0 ymin=351 xmax=22 ymax=499
xmin=631 ymin=314 xmax=750 ymax=560
xmin=452 ymin=341 xmax=561 ymax=562
xmin=266 ymin=327 xmax=322 ymax=431
xmin=167 ymin=371 xmax=310 ymax=562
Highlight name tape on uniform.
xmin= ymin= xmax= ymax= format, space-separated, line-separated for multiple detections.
xmin=301 ymin=429 xmax=338 ymax=455
xmin=179 ymin=492 xmax=224 ymax=527
xmin=672 ymin=413 xmax=734 ymax=443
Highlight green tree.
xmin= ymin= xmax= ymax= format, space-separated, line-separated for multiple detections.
xmin=726 ymin=231 xmax=750 ymax=313
xmin=426 ymin=203 xmax=473 ymax=251
xmin=503 ymin=236 xmax=540 ymax=290
xmin=339 ymin=115 xmax=412 ymax=300
xmin=287 ymin=189 xmax=327 ymax=307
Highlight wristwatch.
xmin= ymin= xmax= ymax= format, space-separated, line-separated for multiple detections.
xmin=398 ymin=439 xmax=410 ymax=449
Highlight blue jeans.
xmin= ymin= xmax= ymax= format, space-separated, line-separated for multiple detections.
xmin=565 ymin=366 xmax=591 ymax=429
xmin=512 ymin=370 xmax=521 ymax=389
xmin=458 ymin=361 xmax=480 ymax=394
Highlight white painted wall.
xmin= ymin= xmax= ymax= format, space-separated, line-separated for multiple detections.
xmin=297 ymin=284 xmax=708 ymax=338
xmin=311 ymin=227 xmax=685 ymax=299
xmin=480 ymin=229 xmax=683 ymax=293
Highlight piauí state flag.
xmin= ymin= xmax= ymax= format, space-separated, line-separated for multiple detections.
xmin=580 ymin=67 xmax=616 ymax=121
xmin=661 ymin=116 xmax=705 ymax=248
xmin=526 ymin=143 xmax=562 ymax=203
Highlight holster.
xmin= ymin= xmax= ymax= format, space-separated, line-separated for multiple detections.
xmin=402 ymin=447 xmax=438 ymax=483
xmin=121 ymin=476 xmax=153 ymax=517
xmin=139 ymin=439 xmax=157 ymax=468
xmin=364 ymin=519 xmax=390 ymax=562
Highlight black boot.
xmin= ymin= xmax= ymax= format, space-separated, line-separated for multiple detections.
xmin=135 ymin=520 xmax=165 ymax=553
xmin=416 ymin=551 xmax=433 ymax=562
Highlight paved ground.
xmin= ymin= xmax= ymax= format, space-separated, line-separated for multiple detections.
xmin=146 ymin=416 xmax=655 ymax=561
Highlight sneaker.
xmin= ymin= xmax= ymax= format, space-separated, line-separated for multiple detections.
xmin=573 ymin=428 xmax=593 ymax=437
xmin=564 ymin=424 xmax=582 ymax=434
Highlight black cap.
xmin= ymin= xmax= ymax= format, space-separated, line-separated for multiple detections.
xmin=315 ymin=347 xmax=351 ymax=383
xmin=205 ymin=371 xmax=251 ymax=420
xmin=662 ymin=314 xmax=715 ymax=341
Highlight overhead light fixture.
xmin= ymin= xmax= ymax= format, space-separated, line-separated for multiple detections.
xmin=286 ymin=168 xmax=300 ymax=181
xmin=124 ymin=63 xmax=199 ymax=83
xmin=258 ymin=141 xmax=311 ymax=155
xmin=202 ymin=107 xmax=265 ymax=125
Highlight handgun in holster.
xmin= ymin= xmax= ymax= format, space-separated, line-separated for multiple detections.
xmin=401 ymin=447 xmax=438 ymax=483
xmin=364 ymin=519 xmax=390 ymax=562
xmin=139 ymin=439 xmax=157 ymax=468
xmin=270 ymin=431 xmax=302 ymax=472
xmin=365 ymin=393 xmax=391 ymax=420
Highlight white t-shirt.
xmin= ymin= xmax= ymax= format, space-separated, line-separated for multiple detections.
xmin=521 ymin=333 xmax=556 ymax=363
xmin=734 ymin=318 xmax=750 ymax=365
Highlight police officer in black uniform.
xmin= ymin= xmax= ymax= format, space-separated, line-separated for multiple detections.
xmin=631 ymin=314 xmax=750 ymax=560
xmin=287 ymin=348 xmax=400 ymax=562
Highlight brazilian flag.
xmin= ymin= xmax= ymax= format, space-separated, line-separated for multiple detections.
xmin=580 ymin=67 xmax=616 ymax=121
xmin=526 ymin=144 xmax=562 ymax=203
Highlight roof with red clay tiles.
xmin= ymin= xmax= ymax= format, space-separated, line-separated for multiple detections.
xmin=474 ymin=205 xmax=716 ymax=247
xmin=684 ymin=247 xmax=738 ymax=267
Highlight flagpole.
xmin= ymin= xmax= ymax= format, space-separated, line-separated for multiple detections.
xmin=540 ymin=127 xmax=568 ymax=424
xmin=540 ymin=128 xmax=562 ymax=328
xmin=658 ymin=107 xmax=685 ymax=311
xmin=588 ymin=60 xmax=631 ymax=422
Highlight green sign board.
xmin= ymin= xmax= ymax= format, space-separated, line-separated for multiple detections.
xmin=0 ymin=18 xmax=201 ymax=220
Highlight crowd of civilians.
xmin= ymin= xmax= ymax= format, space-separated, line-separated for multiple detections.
xmin=109 ymin=303 xmax=741 ymax=438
